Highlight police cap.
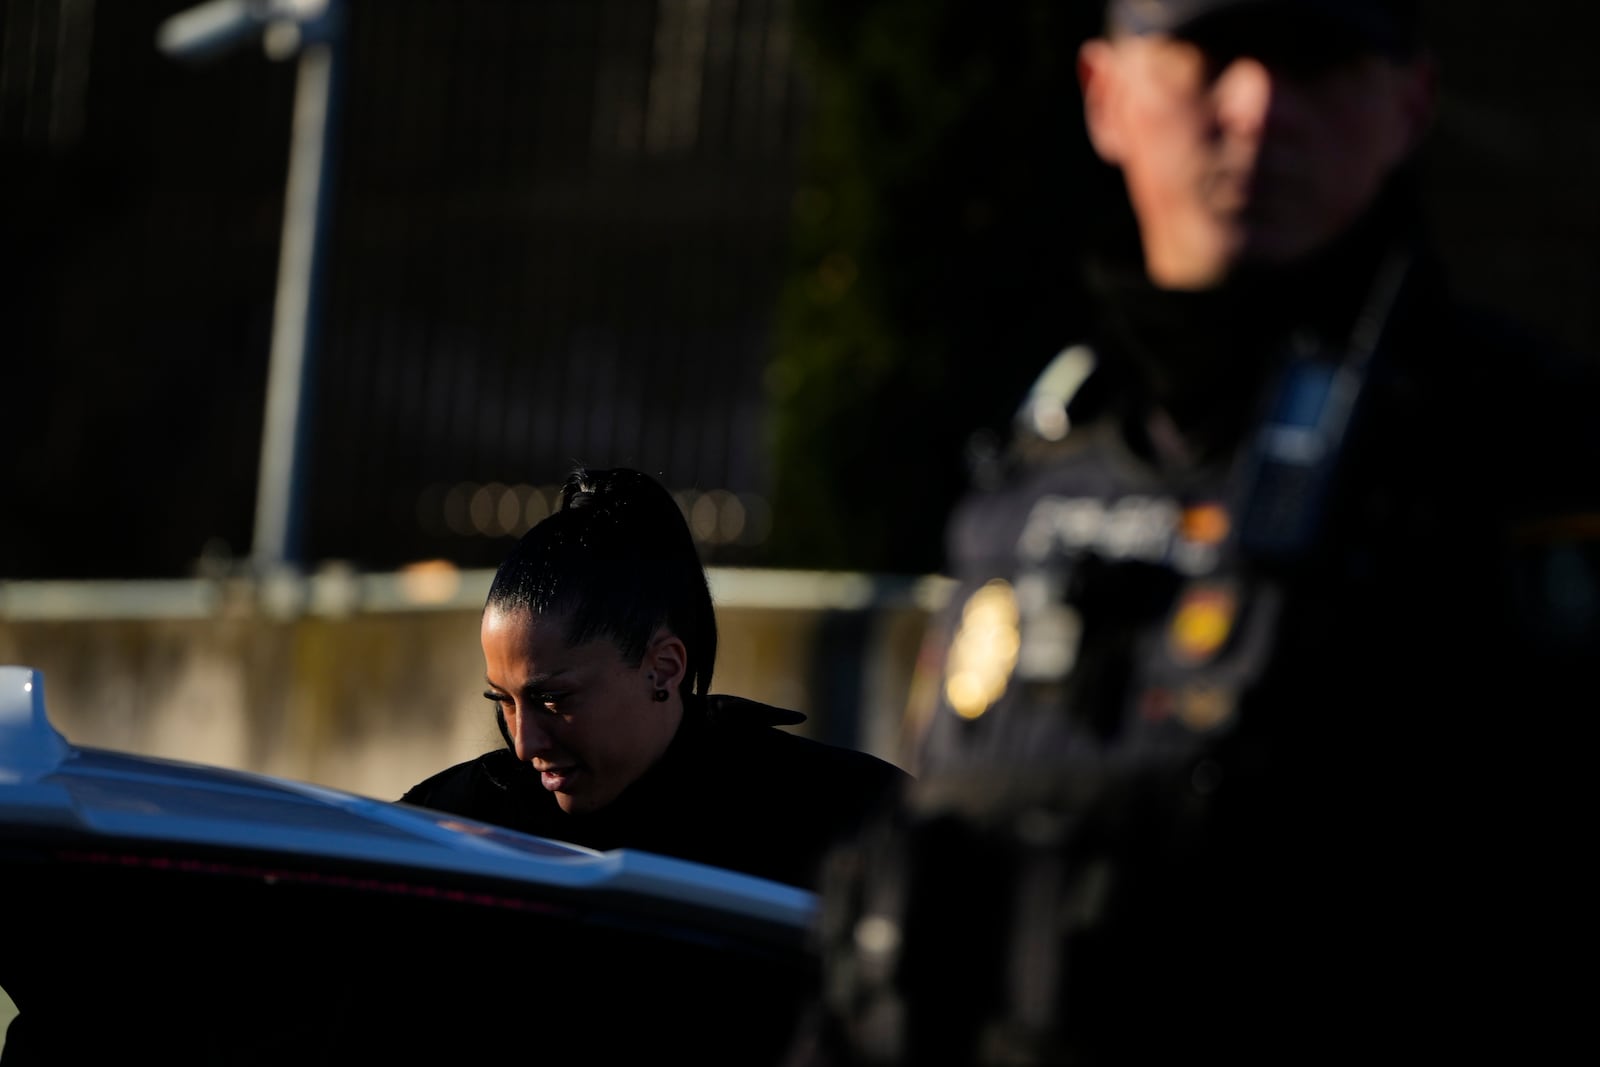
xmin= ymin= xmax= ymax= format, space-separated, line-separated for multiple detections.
xmin=1106 ymin=0 xmax=1423 ymax=59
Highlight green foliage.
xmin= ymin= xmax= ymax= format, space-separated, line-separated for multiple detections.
xmin=763 ymin=0 xmax=1109 ymax=574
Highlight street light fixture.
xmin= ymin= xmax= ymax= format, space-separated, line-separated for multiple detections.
xmin=157 ymin=0 xmax=346 ymax=582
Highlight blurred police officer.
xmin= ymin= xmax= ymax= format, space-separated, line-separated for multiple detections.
xmin=791 ymin=2 xmax=1600 ymax=1064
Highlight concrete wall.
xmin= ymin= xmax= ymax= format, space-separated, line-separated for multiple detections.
xmin=0 ymin=567 xmax=950 ymax=800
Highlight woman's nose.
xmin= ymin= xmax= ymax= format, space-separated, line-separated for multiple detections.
xmin=510 ymin=710 xmax=554 ymax=761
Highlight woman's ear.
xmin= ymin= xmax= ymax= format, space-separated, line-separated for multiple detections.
xmin=644 ymin=628 xmax=689 ymax=695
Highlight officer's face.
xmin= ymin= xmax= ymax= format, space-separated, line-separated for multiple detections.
xmin=481 ymin=605 xmax=685 ymax=814
xmin=1078 ymin=24 xmax=1435 ymax=288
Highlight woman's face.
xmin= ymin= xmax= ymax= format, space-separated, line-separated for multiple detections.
xmin=480 ymin=605 xmax=684 ymax=814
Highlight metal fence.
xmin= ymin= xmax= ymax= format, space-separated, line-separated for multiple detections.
xmin=2 ymin=0 xmax=805 ymax=578
xmin=8 ymin=0 xmax=1600 ymax=581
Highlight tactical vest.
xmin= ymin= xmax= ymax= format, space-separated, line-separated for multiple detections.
xmin=813 ymin=253 xmax=1425 ymax=1066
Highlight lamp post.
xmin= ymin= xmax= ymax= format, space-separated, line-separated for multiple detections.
xmin=157 ymin=0 xmax=346 ymax=581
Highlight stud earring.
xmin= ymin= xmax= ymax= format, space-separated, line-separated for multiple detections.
xmin=652 ymin=688 xmax=670 ymax=702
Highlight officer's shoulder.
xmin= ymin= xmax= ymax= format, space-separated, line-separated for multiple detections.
xmin=1422 ymin=294 xmax=1590 ymax=386
xmin=1442 ymin=303 xmax=1600 ymax=435
xmin=1413 ymin=298 xmax=1600 ymax=520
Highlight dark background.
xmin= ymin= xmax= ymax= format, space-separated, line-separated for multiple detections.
xmin=3 ymin=0 xmax=1596 ymax=580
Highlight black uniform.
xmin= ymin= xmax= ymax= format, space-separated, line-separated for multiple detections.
xmin=401 ymin=693 xmax=912 ymax=892
xmin=799 ymin=185 xmax=1600 ymax=1064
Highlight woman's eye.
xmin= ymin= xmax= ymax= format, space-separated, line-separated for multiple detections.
xmin=482 ymin=689 xmax=564 ymax=714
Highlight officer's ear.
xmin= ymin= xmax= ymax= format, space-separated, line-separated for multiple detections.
xmin=1078 ymin=37 xmax=1126 ymax=166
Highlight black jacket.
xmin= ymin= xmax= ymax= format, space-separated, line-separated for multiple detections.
xmin=819 ymin=185 xmax=1600 ymax=1064
xmin=400 ymin=694 xmax=912 ymax=891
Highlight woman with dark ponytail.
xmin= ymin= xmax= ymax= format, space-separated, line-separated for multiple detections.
xmin=401 ymin=466 xmax=911 ymax=891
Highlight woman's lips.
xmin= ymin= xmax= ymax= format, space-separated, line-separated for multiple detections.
xmin=538 ymin=766 xmax=578 ymax=792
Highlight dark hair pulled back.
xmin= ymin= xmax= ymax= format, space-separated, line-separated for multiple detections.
xmin=484 ymin=467 xmax=717 ymax=697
